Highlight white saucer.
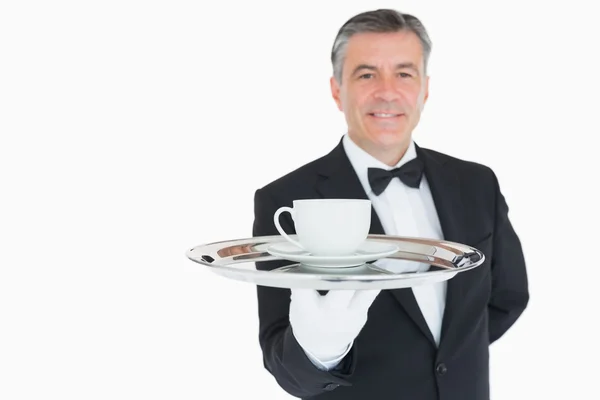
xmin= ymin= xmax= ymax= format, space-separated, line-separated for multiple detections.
xmin=266 ymin=240 xmax=400 ymax=268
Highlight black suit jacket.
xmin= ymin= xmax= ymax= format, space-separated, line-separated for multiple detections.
xmin=251 ymin=138 xmax=529 ymax=400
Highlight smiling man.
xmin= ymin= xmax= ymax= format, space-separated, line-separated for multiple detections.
xmin=330 ymin=28 xmax=429 ymax=166
xmin=252 ymin=9 xmax=529 ymax=400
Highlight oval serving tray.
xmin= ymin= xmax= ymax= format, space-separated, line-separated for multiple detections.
xmin=185 ymin=234 xmax=485 ymax=290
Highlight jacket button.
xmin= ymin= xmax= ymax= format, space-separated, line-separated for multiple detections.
xmin=324 ymin=383 xmax=339 ymax=391
xmin=436 ymin=363 xmax=447 ymax=376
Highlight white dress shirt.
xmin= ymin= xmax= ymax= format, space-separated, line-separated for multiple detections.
xmin=304 ymin=134 xmax=447 ymax=371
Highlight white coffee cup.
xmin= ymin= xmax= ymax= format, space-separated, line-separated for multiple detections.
xmin=273 ymin=199 xmax=372 ymax=256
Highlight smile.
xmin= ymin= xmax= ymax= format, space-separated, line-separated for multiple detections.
xmin=368 ymin=113 xmax=403 ymax=118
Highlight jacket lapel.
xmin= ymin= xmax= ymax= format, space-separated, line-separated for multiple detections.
xmin=314 ymin=139 xmax=384 ymax=235
xmin=415 ymin=144 xmax=469 ymax=350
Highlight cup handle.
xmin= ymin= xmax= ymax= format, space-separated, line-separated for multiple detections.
xmin=273 ymin=206 xmax=304 ymax=249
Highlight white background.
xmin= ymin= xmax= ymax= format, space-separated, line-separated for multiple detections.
xmin=1 ymin=1 xmax=599 ymax=399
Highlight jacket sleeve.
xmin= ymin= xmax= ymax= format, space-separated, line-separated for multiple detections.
xmin=488 ymin=172 xmax=530 ymax=344
xmin=251 ymin=187 xmax=357 ymax=398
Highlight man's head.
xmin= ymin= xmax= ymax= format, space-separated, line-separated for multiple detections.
xmin=330 ymin=9 xmax=432 ymax=165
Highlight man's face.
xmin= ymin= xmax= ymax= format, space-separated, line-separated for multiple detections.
xmin=331 ymin=30 xmax=429 ymax=158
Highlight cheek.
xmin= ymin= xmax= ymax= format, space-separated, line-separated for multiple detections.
xmin=354 ymin=92 xmax=376 ymax=114
xmin=410 ymin=84 xmax=427 ymax=106
xmin=343 ymin=91 xmax=367 ymax=116
xmin=403 ymin=91 xmax=420 ymax=107
xmin=395 ymin=81 xmax=423 ymax=102
xmin=340 ymin=89 xmax=354 ymax=110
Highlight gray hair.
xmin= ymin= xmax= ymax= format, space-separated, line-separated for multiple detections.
xmin=331 ymin=9 xmax=432 ymax=84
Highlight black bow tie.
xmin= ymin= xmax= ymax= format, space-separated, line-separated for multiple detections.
xmin=367 ymin=158 xmax=425 ymax=195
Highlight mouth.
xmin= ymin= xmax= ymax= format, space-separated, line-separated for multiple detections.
xmin=368 ymin=112 xmax=404 ymax=119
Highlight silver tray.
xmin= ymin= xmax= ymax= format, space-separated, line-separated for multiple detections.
xmin=185 ymin=234 xmax=485 ymax=290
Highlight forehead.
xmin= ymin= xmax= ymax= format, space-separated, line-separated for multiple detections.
xmin=344 ymin=30 xmax=424 ymax=67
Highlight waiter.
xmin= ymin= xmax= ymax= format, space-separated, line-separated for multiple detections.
xmin=252 ymin=8 xmax=529 ymax=400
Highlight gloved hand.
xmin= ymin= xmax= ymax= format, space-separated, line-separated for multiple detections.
xmin=289 ymin=288 xmax=381 ymax=362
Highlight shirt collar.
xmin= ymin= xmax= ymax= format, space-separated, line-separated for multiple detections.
xmin=342 ymin=133 xmax=417 ymax=196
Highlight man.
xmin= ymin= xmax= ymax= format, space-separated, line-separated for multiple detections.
xmin=252 ymin=9 xmax=528 ymax=400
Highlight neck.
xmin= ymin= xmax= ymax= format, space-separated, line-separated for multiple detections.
xmin=348 ymin=133 xmax=410 ymax=167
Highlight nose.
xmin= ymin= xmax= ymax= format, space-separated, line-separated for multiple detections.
xmin=373 ymin=76 xmax=401 ymax=102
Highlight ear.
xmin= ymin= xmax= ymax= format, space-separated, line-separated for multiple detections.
xmin=423 ymin=75 xmax=430 ymax=104
xmin=330 ymin=76 xmax=343 ymax=111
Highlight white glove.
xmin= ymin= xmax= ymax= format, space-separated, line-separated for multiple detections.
xmin=289 ymin=288 xmax=381 ymax=363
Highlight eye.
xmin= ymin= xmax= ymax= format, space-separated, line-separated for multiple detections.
xmin=359 ymin=73 xmax=374 ymax=79
xmin=399 ymin=72 xmax=412 ymax=78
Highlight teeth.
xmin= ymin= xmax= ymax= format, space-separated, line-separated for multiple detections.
xmin=372 ymin=113 xmax=397 ymax=117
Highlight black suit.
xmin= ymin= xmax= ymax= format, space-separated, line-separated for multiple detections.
xmin=251 ymin=138 xmax=529 ymax=400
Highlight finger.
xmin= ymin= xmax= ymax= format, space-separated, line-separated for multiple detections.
xmin=350 ymin=289 xmax=381 ymax=310
xmin=322 ymin=289 xmax=356 ymax=309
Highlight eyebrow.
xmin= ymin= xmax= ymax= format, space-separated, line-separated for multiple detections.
xmin=351 ymin=62 xmax=420 ymax=77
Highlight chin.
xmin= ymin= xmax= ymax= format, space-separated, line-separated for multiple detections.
xmin=369 ymin=130 xmax=408 ymax=148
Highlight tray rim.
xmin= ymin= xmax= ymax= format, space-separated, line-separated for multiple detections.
xmin=185 ymin=234 xmax=485 ymax=283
